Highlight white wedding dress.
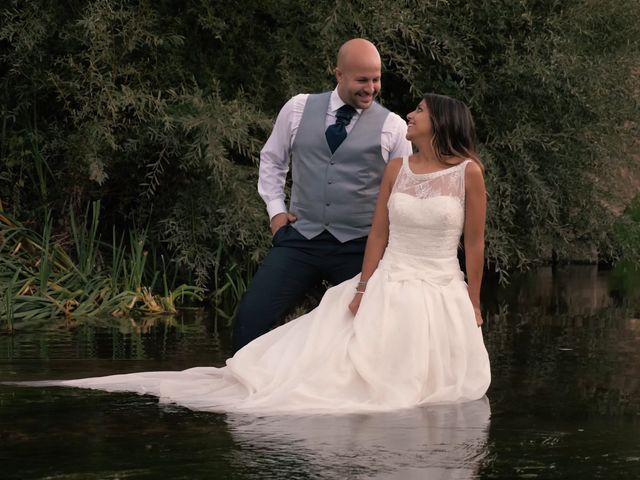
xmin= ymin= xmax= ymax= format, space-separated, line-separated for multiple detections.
xmin=30 ymin=157 xmax=491 ymax=414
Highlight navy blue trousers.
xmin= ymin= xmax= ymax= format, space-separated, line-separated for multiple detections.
xmin=232 ymin=226 xmax=367 ymax=353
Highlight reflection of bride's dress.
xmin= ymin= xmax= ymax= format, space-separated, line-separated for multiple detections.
xmin=226 ymin=397 xmax=491 ymax=479
xmin=31 ymin=157 xmax=491 ymax=414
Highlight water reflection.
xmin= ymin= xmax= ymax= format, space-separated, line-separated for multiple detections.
xmin=490 ymin=265 xmax=615 ymax=315
xmin=1 ymin=265 xmax=640 ymax=479
xmin=609 ymin=261 xmax=640 ymax=303
xmin=485 ymin=305 xmax=640 ymax=418
xmin=225 ymin=398 xmax=491 ymax=479
xmin=0 ymin=311 xmax=226 ymax=380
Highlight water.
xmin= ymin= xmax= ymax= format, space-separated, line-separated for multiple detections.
xmin=1 ymin=265 xmax=639 ymax=479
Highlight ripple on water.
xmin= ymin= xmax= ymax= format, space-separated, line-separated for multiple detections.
xmin=1 ymin=266 xmax=640 ymax=479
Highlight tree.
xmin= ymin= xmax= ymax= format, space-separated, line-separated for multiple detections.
xmin=1 ymin=0 xmax=638 ymax=296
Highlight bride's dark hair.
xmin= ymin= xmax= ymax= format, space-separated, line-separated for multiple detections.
xmin=423 ymin=93 xmax=484 ymax=171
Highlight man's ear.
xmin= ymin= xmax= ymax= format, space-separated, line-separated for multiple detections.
xmin=335 ymin=67 xmax=343 ymax=83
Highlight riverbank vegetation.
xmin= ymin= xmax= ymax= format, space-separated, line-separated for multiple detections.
xmin=0 ymin=202 xmax=203 ymax=331
xmin=1 ymin=0 xmax=639 ymax=330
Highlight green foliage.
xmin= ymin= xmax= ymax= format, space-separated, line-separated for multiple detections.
xmin=0 ymin=203 xmax=203 ymax=331
xmin=1 ymin=0 xmax=639 ymax=300
xmin=0 ymin=0 xmax=272 ymax=293
xmin=321 ymin=0 xmax=640 ymax=270
xmin=608 ymin=195 xmax=640 ymax=264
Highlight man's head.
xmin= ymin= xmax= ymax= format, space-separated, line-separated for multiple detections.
xmin=335 ymin=39 xmax=381 ymax=110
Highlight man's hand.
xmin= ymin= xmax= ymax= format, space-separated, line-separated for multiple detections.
xmin=270 ymin=212 xmax=297 ymax=235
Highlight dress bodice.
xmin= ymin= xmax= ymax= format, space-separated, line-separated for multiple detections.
xmin=387 ymin=157 xmax=470 ymax=259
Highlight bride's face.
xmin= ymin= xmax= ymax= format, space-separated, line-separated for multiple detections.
xmin=406 ymin=100 xmax=433 ymax=142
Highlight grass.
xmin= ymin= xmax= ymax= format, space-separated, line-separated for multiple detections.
xmin=0 ymin=202 xmax=203 ymax=332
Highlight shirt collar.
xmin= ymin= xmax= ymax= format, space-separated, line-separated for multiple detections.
xmin=330 ymin=88 xmax=363 ymax=115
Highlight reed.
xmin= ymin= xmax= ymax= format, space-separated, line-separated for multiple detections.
xmin=69 ymin=203 xmax=100 ymax=281
xmin=0 ymin=203 xmax=202 ymax=332
xmin=211 ymin=256 xmax=255 ymax=323
xmin=2 ymin=268 xmax=20 ymax=332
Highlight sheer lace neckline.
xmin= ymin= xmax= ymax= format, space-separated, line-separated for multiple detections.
xmin=403 ymin=156 xmax=470 ymax=178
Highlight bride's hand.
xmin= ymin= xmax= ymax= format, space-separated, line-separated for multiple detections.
xmin=348 ymin=293 xmax=363 ymax=316
xmin=473 ymin=306 xmax=483 ymax=327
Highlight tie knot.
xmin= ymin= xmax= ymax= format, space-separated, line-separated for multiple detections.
xmin=335 ymin=104 xmax=357 ymax=125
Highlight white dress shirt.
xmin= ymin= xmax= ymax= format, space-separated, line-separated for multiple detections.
xmin=258 ymin=88 xmax=414 ymax=220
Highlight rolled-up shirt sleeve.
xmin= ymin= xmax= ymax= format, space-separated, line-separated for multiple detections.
xmin=257 ymin=94 xmax=307 ymax=220
xmin=381 ymin=112 xmax=413 ymax=161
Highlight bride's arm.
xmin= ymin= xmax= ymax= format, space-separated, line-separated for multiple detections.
xmin=348 ymin=157 xmax=403 ymax=315
xmin=463 ymin=161 xmax=487 ymax=326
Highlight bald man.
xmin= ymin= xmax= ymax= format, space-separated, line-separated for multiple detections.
xmin=232 ymin=39 xmax=413 ymax=352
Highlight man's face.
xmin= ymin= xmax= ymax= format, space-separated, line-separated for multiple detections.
xmin=336 ymin=62 xmax=381 ymax=110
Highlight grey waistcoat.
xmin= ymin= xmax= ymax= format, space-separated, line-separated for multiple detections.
xmin=289 ymin=92 xmax=390 ymax=242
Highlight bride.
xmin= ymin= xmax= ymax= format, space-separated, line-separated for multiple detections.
xmin=19 ymin=93 xmax=491 ymax=414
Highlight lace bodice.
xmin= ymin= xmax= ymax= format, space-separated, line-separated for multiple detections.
xmin=387 ymin=157 xmax=470 ymax=259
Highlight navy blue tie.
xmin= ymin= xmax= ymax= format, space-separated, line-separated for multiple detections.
xmin=325 ymin=104 xmax=357 ymax=154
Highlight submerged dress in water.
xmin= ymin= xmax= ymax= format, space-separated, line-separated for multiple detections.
xmin=39 ymin=157 xmax=491 ymax=414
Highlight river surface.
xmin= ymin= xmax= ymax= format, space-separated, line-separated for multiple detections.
xmin=1 ymin=265 xmax=639 ymax=479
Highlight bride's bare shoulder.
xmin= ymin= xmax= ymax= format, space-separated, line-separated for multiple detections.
xmin=464 ymin=160 xmax=484 ymax=177
xmin=464 ymin=161 xmax=486 ymax=194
